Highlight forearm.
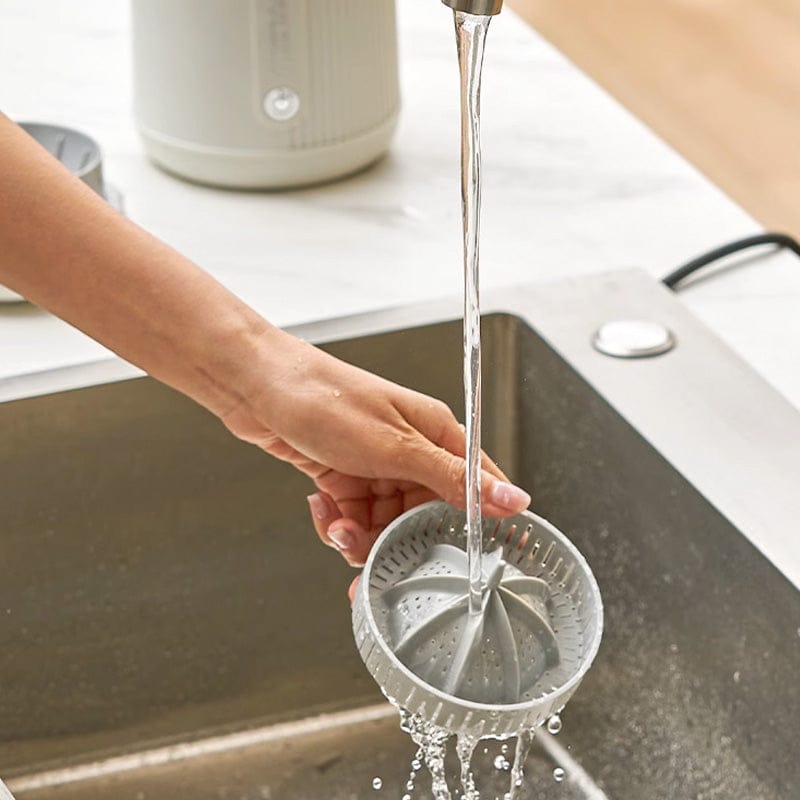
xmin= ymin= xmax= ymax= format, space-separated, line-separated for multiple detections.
xmin=0 ymin=114 xmax=280 ymax=417
xmin=0 ymin=118 xmax=531 ymax=558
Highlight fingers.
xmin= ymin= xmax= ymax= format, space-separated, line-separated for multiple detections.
xmin=328 ymin=518 xmax=372 ymax=567
xmin=404 ymin=442 xmax=530 ymax=517
xmin=306 ymin=491 xmax=341 ymax=545
xmin=437 ymin=420 xmax=508 ymax=483
xmin=306 ymin=492 xmax=373 ymax=567
xmin=398 ymin=392 xmax=528 ymax=515
xmin=403 ymin=395 xmax=506 ymax=480
xmin=348 ymin=575 xmax=360 ymax=604
xmin=370 ymin=485 xmax=426 ymax=533
xmin=482 ymin=476 xmax=531 ymax=516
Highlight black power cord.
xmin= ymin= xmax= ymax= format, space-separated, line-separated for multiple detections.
xmin=662 ymin=232 xmax=800 ymax=290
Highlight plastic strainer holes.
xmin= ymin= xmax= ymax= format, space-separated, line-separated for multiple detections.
xmin=352 ymin=501 xmax=603 ymax=739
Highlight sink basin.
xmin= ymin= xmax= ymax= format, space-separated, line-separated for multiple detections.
xmin=2 ymin=270 xmax=798 ymax=799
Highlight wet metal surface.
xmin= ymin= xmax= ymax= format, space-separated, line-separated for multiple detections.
xmin=10 ymin=707 xmax=595 ymax=800
xmin=2 ymin=278 xmax=799 ymax=798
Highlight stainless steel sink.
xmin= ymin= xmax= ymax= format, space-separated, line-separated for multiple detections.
xmin=2 ymin=270 xmax=799 ymax=799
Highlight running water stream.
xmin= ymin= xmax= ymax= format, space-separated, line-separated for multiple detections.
xmin=396 ymin=11 xmax=538 ymax=800
xmin=455 ymin=9 xmax=491 ymax=618
xmin=374 ymin=10 xmax=565 ymax=799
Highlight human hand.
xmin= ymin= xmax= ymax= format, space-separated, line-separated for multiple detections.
xmin=0 ymin=115 xmax=527 ymax=571
xmin=221 ymin=328 xmax=531 ymax=568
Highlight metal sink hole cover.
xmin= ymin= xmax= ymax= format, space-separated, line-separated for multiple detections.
xmin=352 ymin=501 xmax=603 ymax=738
xmin=592 ymin=319 xmax=676 ymax=359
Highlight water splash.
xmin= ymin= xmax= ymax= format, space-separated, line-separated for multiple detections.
xmin=508 ymin=729 xmax=535 ymax=799
xmin=493 ymin=755 xmax=510 ymax=771
xmin=401 ymin=710 xmax=453 ymax=800
xmin=546 ymin=713 xmax=563 ymax=735
xmin=456 ymin=733 xmax=480 ymax=800
xmin=398 ymin=709 xmax=539 ymax=800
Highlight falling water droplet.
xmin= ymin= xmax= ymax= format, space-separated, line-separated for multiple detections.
xmin=494 ymin=755 xmax=510 ymax=771
xmin=402 ymin=795 xmax=411 ymax=800
xmin=412 ymin=759 xmax=422 ymax=771
xmin=553 ymin=767 xmax=565 ymax=782
xmin=509 ymin=728 xmax=535 ymax=797
xmin=547 ymin=714 xmax=562 ymax=735
xmin=500 ymin=743 xmax=509 ymax=754
xmin=406 ymin=781 xmax=415 ymax=792
xmin=372 ymin=777 xmax=383 ymax=790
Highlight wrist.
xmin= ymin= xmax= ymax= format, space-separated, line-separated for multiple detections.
xmin=188 ymin=305 xmax=281 ymax=419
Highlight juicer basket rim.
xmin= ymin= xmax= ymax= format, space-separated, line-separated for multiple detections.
xmin=358 ymin=499 xmax=604 ymax=714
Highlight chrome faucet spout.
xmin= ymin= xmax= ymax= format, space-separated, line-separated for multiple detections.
xmin=441 ymin=0 xmax=503 ymax=15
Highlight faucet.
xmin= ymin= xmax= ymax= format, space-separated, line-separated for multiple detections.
xmin=441 ymin=0 xmax=503 ymax=15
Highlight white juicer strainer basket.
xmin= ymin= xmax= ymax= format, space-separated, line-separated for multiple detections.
xmin=352 ymin=501 xmax=603 ymax=738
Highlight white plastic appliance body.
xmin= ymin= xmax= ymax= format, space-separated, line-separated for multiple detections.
xmin=131 ymin=0 xmax=400 ymax=189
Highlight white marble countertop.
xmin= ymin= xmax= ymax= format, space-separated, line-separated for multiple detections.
xmin=1 ymin=0 xmax=799 ymax=410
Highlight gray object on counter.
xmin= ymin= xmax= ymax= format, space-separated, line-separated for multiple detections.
xmin=0 ymin=122 xmax=122 ymax=304
xmin=20 ymin=122 xmax=106 ymax=197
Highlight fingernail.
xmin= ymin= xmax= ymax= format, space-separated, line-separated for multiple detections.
xmin=307 ymin=493 xmax=331 ymax=521
xmin=489 ymin=481 xmax=531 ymax=510
xmin=329 ymin=525 xmax=355 ymax=551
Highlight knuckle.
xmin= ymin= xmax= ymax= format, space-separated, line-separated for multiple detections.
xmin=433 ymin=400 xmax=460 ymax=432
xmin=437 ymin=450 xmax=466 ymax=506
xmin=432 ymin=397 xmax=455 ymax=419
